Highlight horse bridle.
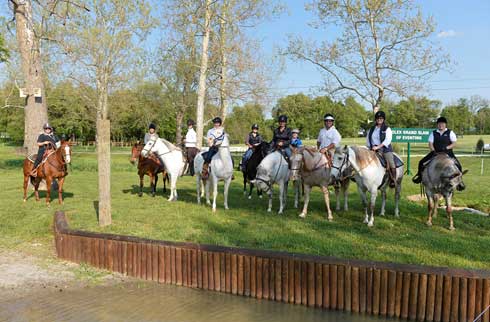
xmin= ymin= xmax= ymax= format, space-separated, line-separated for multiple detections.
xmin=331 ymin=151 xmax=350 ymax=180
xmin=255 ymin=153 xmax=286 ymax=193
xmin=141 ymin=137 xmax=172 ymax=158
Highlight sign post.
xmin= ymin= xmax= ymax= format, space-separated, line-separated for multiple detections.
xmin=392 ymin=128 xmax=431 ymax=175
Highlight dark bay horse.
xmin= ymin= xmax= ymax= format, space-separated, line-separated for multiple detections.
xmin=130 ymin=142 xmax=168 ymax=197
xmin=23 ymin=140 xmax=72 ymax=205
xmin=241 ymin=142 xmax=270 ymax=199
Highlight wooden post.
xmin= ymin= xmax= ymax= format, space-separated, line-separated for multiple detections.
xmin=316 ymin=263 xmax=323 ymax=308
xmin=244 ymin=256 xmax=251 ymax=297
xmin=450 ymin=277 xmax=460 ymax=322
xmin=294 ymin=260 xmax=301 ymax=305
xmin=467 ymin=278 xmax=476 ymax=322
xmin=330 ymin=265 xmax=338 ymax=309
xmin=418 ymin=274 xmax=428 ymax=322
xmin=395 ymin=271 xmax=404 ymax=318
xmin=360 ymin=267 xmax=367 ymax=313
xmin=263 ymin=258 xmax=270 ymax=299
xmin=426 ymin=274 xmax=437 ymax=322
xmin=345 ymin=266 xmax=352 ymax=312
xmin=483 ymin=279 xmax=490 ymax=322
xmin=387 ymin=270 xmax=397 ymax=317
xmin=226 ymin=253 xmax=232 ymax=293
xmin=459 ymin=278 xmax=467 ymax=322
xmin=323 ymin=264 xmax=330 ymax=309
xmin=409 ymin=273 xmax=420 ymax=321
xmin=380 ymin=269 xmax=388 ymax=316
xmin=238 ymin=255 xmax=244 ymax=295
xmin=250 ymin=257 xmax=256 ymax=297
xmin=231 ymin=254 xmax=238 ymax=294
xmin=97 ymin=119 xmax=111 ymax=226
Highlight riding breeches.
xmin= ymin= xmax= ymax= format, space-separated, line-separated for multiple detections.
xmin=203 ymin=146 xmax=219 ymax=164
xmin=186 ymin=147 xmax=199 ymax=175
xmin=383 ymin=151 xmax=395 ymax=170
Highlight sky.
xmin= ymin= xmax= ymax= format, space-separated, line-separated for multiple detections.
xmin=250 ymin=0 xmax=490 ymax=108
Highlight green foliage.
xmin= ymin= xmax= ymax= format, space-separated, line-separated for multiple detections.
xmin=441 ymin=99 xmax=474 ymax=135
xmin=0 ymin=33 xmax=8 ymax=62
xmin=384 ymin=97 xmax=441 ymax=128
xmin=225 ymin=103 xmax=267 ymax=143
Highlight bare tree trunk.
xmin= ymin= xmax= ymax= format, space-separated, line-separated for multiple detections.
xmin=196 ymin=0 xmax=211 ymax=150
xmin=13 ymin=0 xmax=48 ymax=155
xmin=175 ymin=104 xmax=184 ymax=145
xmin=219 ymin=1 xmax=228 ymax=124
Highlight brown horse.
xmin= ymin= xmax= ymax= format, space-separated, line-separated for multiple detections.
xmin=130 ymin=142 xmax=168 ymax=197
xmin=23 ymin=140 xmax=72 ymax=205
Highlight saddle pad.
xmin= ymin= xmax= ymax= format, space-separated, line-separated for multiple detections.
xmin=376 ymin=153 xmax=404 ymax=168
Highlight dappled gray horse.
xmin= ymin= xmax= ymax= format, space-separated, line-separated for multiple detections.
xmin=422 ymin=153 xmax=467 ymax=230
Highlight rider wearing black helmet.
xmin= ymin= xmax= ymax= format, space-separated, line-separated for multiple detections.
xmin=184 ymin=119 xmax=198 ymax=176
xmin=412 ymin=116 xmax=464 ymax=190
xmin=367 ymin=111 xmax=397 ymax=188
xmin=30 ymin=122 xmax=60 ymax=177
xmin=144 ymin=122 xmax=159 ymax=144
xmin=272 ymin=115 xmax=293 ymax=165
xmin=241 ymin=123 xmax=263 ymax=171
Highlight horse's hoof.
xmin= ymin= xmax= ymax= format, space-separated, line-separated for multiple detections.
xmin=212 ymin=208 xmax=217 ymax=213
xmin=363 ymin=219 xmax=369 ymax=224
xmin=278 ymin=211 xmax=283 ymax=215
xmin=380 ymin=213 xmax=385 ymax=217
xmin=23 ymin=199 xmax=27 ymax=203
xmin=248 ymin=195 xmax=252 ymax=200
xmin=267 ymin=208 xmax=272 ymax=213
xmin=449 ymin=226 xmax=455 ymax=231
xmin=225 ymin=206 xmax=229 ymax=210
xmin=138 ymin=193 xmax=142 ymax=197
xmin=299 ymin=213 xmax=306 ymax=218
xmin=259 ymin=195 xmax=263 ymax=199
xmin=367 ymin=222 xmax=374 ymax=227
xmin=327 ymin=216 xmax=333 ymax=221
xmin=426 ymin=221 xmax=432 ymax=227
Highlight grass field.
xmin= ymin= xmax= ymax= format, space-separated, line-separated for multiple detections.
xmin=1 ymin=136 xmax=489 ymax=270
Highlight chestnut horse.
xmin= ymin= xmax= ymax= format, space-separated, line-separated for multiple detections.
xmin=23 ymin=140 xmax=72 ymax=205
xmin=130 ymin=143 xmax=168 ymax=197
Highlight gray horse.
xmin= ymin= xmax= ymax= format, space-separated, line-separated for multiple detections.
xmin=422 ymin=153 xmax=467 ymax=230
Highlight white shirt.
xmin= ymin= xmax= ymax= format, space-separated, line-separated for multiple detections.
xmin=366 ymin=126 xmax=392 ymax=147
xmin=185 ymin=128 xmax=197 ymax=148
xmin=428 ymin=129 xmax=457 ymax=143
xmin=207 ymin=127 xmax=229 ymax=147
xmin=317 ymin=126 xmax=341 ymax=149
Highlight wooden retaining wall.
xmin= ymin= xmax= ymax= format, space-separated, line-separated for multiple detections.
xmin=54 ymin=211 xmax=490 ymax=322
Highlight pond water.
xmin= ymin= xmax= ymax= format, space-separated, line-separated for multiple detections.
xmin=0 ymin=282 xmax=397 ymax=322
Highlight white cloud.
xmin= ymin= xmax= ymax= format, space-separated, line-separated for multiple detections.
xmin=437 ymin=30 xmax=463 ymax=38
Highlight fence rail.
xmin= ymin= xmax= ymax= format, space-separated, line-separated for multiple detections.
xmin=53 ymin=211 xmax=490 ymax=322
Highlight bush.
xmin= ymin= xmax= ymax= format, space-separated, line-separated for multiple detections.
xmin=476 ymin=138 xmax=484 ymax=153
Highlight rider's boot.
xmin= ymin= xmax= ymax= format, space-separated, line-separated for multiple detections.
xmin=202 ymin=163 xmax=209 ymax=179
xmin=389 ymin=167 xmax=397 ymax=188
xmin=412 ymin=172 xmax=422 ymax=184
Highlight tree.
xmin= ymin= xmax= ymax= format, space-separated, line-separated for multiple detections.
xmin=285 ymin=0 xmax=449 ymax=113
xmin=0 ymin=33 xmax=8 ymax=62
xmin=58 ymin=0 xmax=154 ymax=226
xmin=441 ymin=99 xmax=473 ymax=135
xmin=225 ymin=103 xmax=267 ymax=143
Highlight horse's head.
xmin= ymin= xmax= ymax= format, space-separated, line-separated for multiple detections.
xmin=59 ymin=140 xmax=72 ymax=164
xmin=141 ymin=136 xmax=158 ymax=158
xmin=331 ymin=145 xmax=350 ymax=180
xmin=250 ymin=167 xmax=271 ymax=193
xmin=130 ymin=142 xmax=143 ymax=164
xmin=290 ymin=146 xmax=304 ymax=181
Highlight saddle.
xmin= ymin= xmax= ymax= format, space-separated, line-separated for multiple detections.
xmin=375 ymin=153 xmax=404 ymax=169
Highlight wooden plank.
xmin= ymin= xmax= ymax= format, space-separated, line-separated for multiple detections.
xmin=238 ymin=255 xmax=244 ymax=296
xmin=434 ymin=275 xmax=444 ymax=322
xmin=366 ymin=268 xmax=373 ymax=314
xmin=191 ymin=250 xmax=198 ymax=288
xmin=142 ymin=243 xmax=149 ymax=280
xmin=256 ymin=257 xmax=263 ymax=299
xmin=122 ymin=242 xmax=128 ymax=276
xmin=231 ymin=254 xmax=238 ymax=294
xmin=380 ymin=269 xmax=388 ymax=316
xmin=359 ymin=267 xmax=367 ymax=313
xmin=316 ymin=263 xmax=323 ymax=308
xmin=244 ymin=256 xmax=251 ymax=297
xmin=126 ymin=242 xmax=133 ymax=277
xmin=372 ymin=269 xmax=381 ymax=315
xmin=276 ymin=259 xmax=282 ymax=302
xmin=93 ymin=238 xmax=100 ymax=268
xmin=395 ymin=271 xmax=403 ymax=318
xmin=450 ymin=277 xmax=460 ymax=322
xmin=330 ymin=265 xmax=338 ymax=310
xmin=269 ymin=259 xmax=275 ymax=300
xmin=220 ymin=253 xmax=226 ymax=292
xmin=250 ymin=257 xmax=256 ymax=297
xmin=226 ymin=253 xmax=232 ymax=293
xmin=134 ymin=242 xmax=141 ymax=278
xmin=476 ymin=279 xmax=483 ymax=321
xmin=426 ymin=274 xmax=437 ymax=322
xmin=164 ymin=246 xmax=171 ymax=284
xmin=442 ymin=275 xmax=452 ymax=322
xmin=107 ymin=239 xmax=114 ymax=272
xmin=281 ymin=259 xmax=288 ymax=303
xmin=409 ymin=273 xmax=420 ymax=321
xmin=214 ymin=252 xmax=220 ymax=291
xmin=114 ymin=241 xmax=120 ymax=273
xmin=323 ymin=264 xmax=330 ymax=309
xmin=202 ymin=251 xmax=208 ymax=290
xmin=345 ymin=266 xmax=352 ymax=312
xmin=208 ymin=251 xmax=214 ymax=291
xmin=401 ymin=272 xmax=411 ymax=320
xmin=158 ymin=245 xmax=165 ymax=283
xmin=483 ymin=279 xmax=490 ymax=322
xmin=301 ymin=261 xmax=308 ymax=306
xmin=263 ymin=258 xmax=270 ymax=300
xmin=387 ymin=270 xmax=396 ymax=318
xmin=459 ymin=278 xmax=467 ymax=322
xmin=187 ymin=249 xmax=192 ymax=287
xmin=288 ymin=260 xmax=295 ymax=303
xmin=417 ymin=274 xmax=428 ymax=322
xmin=294 ymin=260 xmax=301 ymax=305
xmin=467 ymin=278 xmax=476 ymax=322
xmin=197 ymin=250 xmax=202 ymax=288
xmin=147 ymin=244 xmax=155 ymax=281
xmin=175 ymin=248 xmax=182 ymax=286
xmin=181 ymin=249 xmax=187 ymax=286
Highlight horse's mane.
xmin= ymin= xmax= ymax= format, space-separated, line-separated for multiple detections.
xmin=302 ymin=146 xmax=326 ymax=171
xmin=350 ymin=146 xmax=379 ymax=168
xmin=160 ymin=138 xmax=181 ymax=151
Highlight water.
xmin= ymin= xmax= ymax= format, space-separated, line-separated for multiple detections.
xmin=0 ymin=282 xmax=396 ymax=322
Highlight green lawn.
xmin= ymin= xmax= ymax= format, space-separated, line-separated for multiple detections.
xmin=0 ymin=137 xmax=489 ymax=270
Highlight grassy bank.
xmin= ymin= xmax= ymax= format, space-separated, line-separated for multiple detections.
xmin=0 ymin=136 xmax=489 ymax=270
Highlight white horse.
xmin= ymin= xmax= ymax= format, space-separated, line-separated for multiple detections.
xmin=193 ymin=135 xmax=234 ymax=212
xmin=141 ymin=137 xmax=185 ymax=201
xmin=331 ymin=146 xmax=403 ymax=227
xmin=250 ymin=151 xmax=289 ymax=214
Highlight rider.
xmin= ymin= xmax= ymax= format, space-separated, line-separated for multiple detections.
xmin=272 ymin=115 xmax=292 ymax=167
xmin=144 ymin=123 xmax=159 ymax=144
xmin=291 ymin=129 xmax=303 ymax=148
xmin=317 ymin=113 xmax=341 ymax=163
xmin=202 ymin=117 xmax=227 ymax=179
xmin=367 ymin=110 xmax=397 ymax=188
xmin=412 ymin=116 xmax=464 ymax=190
xmin=241 ymin=124 xmax=263 ymax=171
xmin=30 ymin=123 xmax=60 ymax=177
xmin=184 ymin=119 xmax=198 ymax=176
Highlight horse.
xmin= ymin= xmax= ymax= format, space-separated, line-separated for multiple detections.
xmin=23 ymin=140 xmax=72 ymax=206
xmin=421 ymin=153 xmax=467 ymax=230
xmin=290 ymin=146 xmax=350 ymax=220
xmin=130 ymin=142 xmax=168 ymax=197
xmin=250 ymin=151 xmax=290 ymax=214
xmin=194 ymin=134 xmax=234 ymax=212
xmin=241 ymin=142 xmax=270 ymax=199
xmin=331 ymin=146 xmax=403 ymax=227
xmin=140 ymin=137 xmax=185 ymax=201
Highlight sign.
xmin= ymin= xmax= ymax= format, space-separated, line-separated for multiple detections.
xmin=392 ymin=128 xmax=431 ymax=143
xmin=19 ymin=88 xmax=28 ymax=98
xmin=33 ymin=88 xmax=42 ymax=98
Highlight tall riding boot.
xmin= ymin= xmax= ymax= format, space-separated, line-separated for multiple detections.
xmin=202 ymin=163 xmax=209 ymax=179
xmin=389 ymin=167 xmax=397 ymax=188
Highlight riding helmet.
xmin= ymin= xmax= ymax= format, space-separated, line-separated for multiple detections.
xmin=187 ymin=119 xmax=195 ymax=126
xmin=212 ymin=117 xmax=222 ymax=125
xmin=43 ymin=123 xmax=53 ymax=130
xmin=323 ymin=113 xmax=335 ymax=121
xmin=436 ymin=116 xmax=447 ymax=124
xmin=251 ymin=124 xmax=259 ymax=130
xmin=278 ymin=115 xmax=288 ymax=123
xmin=375 ymin=111 xmax=386 ymax=119
xmin=61 ymin=134 xmax=67 ymax=141
xmin=148 ymin=123 xmax=156 ymax=130
xmin=292 ymin=128 xmax=300 ymax=134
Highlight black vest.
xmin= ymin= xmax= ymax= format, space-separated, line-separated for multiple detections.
xmin=433 ymin=129 xmax=452 ymax=153
xmin=368 ymin=124 xmax=393 ymax=152
xmin=247 ymin=132 xmax=263 ymax=146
